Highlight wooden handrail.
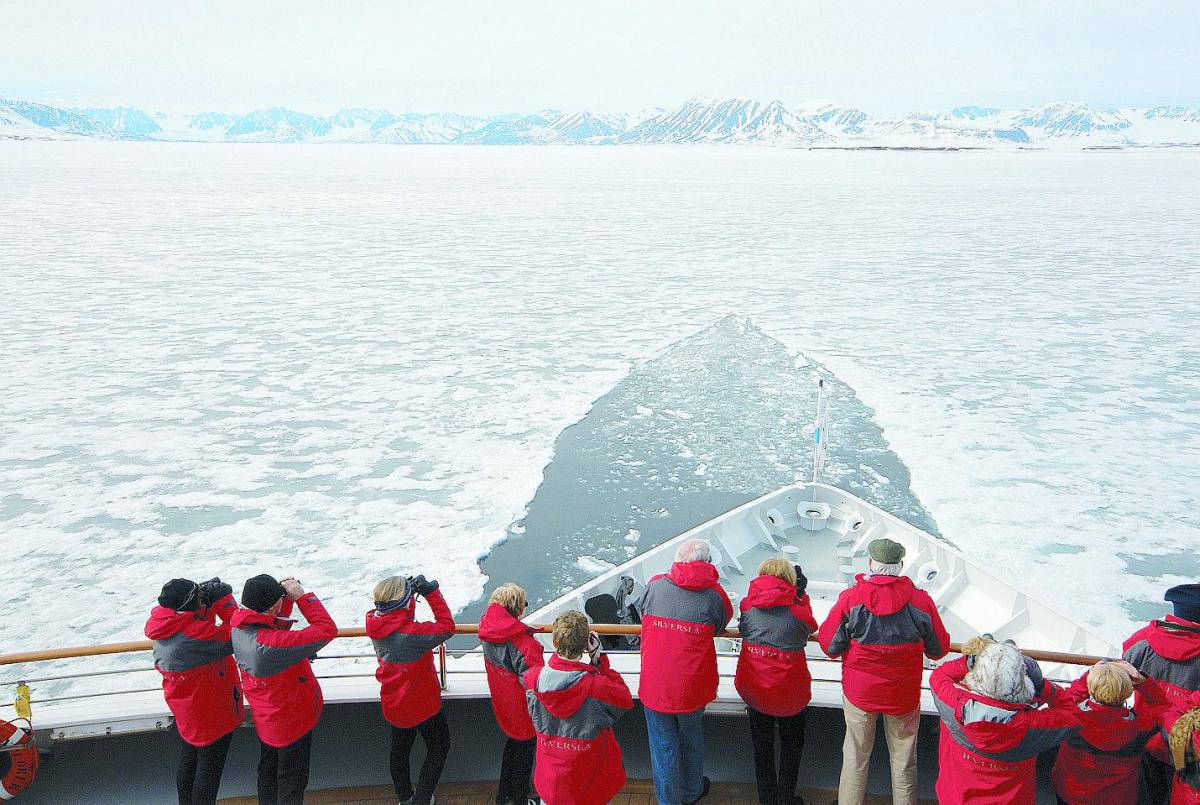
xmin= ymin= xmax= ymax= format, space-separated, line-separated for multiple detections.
xmin=0 ymin=624 xmax=1105 ymax=668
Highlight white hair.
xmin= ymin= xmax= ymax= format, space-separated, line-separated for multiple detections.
xmin=869 ymin=558 xmax=903 ymax=577
xmin=675 ymin=539 xmax=712 ymax=564
xmin=964 ymin=642 xmax=1035 ymax=704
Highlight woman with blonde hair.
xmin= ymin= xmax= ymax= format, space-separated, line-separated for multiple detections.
xmin=478 ymin=583 xmax=544 ymax=805
xmin=735 ymin=557 xmax=817 ymax=805
xmin=1165 ymin=690 xmax=1200 ymax=803
xmin=1051 ymin=659 xmax=1167 ymax=805
xmin=366 ymin=574 xmax=455 ymax=805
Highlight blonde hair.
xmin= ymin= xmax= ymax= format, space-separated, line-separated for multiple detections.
xmin=552 ymin=610 xmax=590 ymax=660
xmin=489 ymin=583 xmax=528 ymax=617
xmin=1170 ymin=707 xmax=1200 ymax=771
xmin=758 ymin=557 xmax=797 ymax=586
xmin=373 ymin=575 xmax=408 ymax=603
xmin=1087 ymin=663 xmax=1134 ymax=706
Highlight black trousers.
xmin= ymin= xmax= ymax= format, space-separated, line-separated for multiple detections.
xmin=177 ymin=732 xmax=233 ymax=805
xmin=390 ymin=711 xmax=451 ymax=805
xmin=257 ymin=731 xmax=313 ymax=805
xmin=496 ymin=736 xmax=536 ymax=805
xmin=748 ymin=707 xmax=807 ymax=805
xmin=1137 ymin=754 xmax=1174 ymax=805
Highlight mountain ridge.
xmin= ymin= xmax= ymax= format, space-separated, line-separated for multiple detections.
xmin=3 ymin=96 xmax=1198 ymax=148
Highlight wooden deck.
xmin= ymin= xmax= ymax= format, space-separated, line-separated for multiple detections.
xmin=218 ymin=779 xmax=932 ymax=804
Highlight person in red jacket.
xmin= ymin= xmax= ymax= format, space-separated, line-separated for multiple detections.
xmin=145 ymin=577 xmax=241 ymax=805
xmin=479 ymin=583 xmax=545 ymax=805
xmin=817 ymin=538 xmax=949 ymax=805
xmin=1165 ymin=691 xmax=1200 ymax=804
xmin=636 ymin=538 xmax=733 ymax=805
xmin=1052 ymin=659 xmax=1168 ymax=805
xmin=524 ymin=610 xmax=633 ymax=805
xmin=367 ymin=573 xmax=456 ymax=805
xmin=1124 ymin=583 xmax=1200 ymax=805
xmin=735 ymin=559 xmax=817 ymax=805
xmin=232 ymin=574 xmax=337 ymax=805
xmin=931 ymin=636 xmax=1082 ymax=804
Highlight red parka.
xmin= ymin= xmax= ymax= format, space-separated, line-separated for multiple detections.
xmin=818 ymin=573 xmax=950 ymax=715
xmin=734 ymin=575 xmax=818 ymax=717
xmin=144 ymin=593 xmax=243 ymax=747
xmin=635 ymin=561 xmax=733 ymax=714
xmin=479 ymin=603 xmax=545 ymax=740
xmin=1051 ymin=672 xmax=1168 ymax=805
xmin=931 ymin=655 xmax=1082 ymax=805
xmin=366 ymin=589 xmax=455 ymax=729
xmin=524 ymin=654 xmax=633 ymax=805
xmin=1123 ymin=615 xmax=1200 ymax=760
xmin=231 ymin=593 xmax=337 ymax=747
xmin=1162 ymin=691 xmax=1200 ymax=805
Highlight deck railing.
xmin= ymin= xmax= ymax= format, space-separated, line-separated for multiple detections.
xmin=0 ymin=623 xmax=1108 ymax=718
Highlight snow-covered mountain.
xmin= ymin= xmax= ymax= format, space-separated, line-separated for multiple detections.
xmin=0 ymin=98 xmax=113 ymax=139
xmin=73 ymin=106 xmax=162 ymax=138
xmin=3 ymin=95 xmax=1199 ymax=148
xmin=622 ymin=97 xmax=826 ymax=145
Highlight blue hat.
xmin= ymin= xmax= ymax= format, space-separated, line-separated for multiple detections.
xmin=1165 ymin=584 xmax=1200 ymax=624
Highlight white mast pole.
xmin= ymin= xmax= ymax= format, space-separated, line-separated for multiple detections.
xmin=811 ymin=378 xmax=826 ymax=501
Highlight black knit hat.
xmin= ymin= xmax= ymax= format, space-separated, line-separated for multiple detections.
xmin=158 ymin=578 xmax=199 ymax=611
xmin=242 ymin=574 xmax=286 ymax=613
xmin=1166 ymin=584 xmax=1200 ymax=624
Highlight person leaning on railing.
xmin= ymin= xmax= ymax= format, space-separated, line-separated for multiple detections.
xmin=816 ymin=538 xmax=949 ymax=805
xmin=231 ymin=574 xmax=337 ymax=805
xmin=930 ymin=635 xmax=1082 ymax=805
xmin=144 ymin=576 xmax=240 ymax=805
xmin=635 ymin=538 xmax=733 ymax=805
xmin=366 ymin=574 xmax=455 ymax=805
xmin=1051 ymin=659 xmax=1168 ymax=805
xmin=1123 ymin=583 xmax=1200 ymax=805
xmin=478 ymin=583 xmax=545 ymax=805
xmin=1165 ymin=690 xmax=1200 ymax=803
xmin=524 ymin=610 xmax=633 ymax=805
xmin=734 ymin=559 xmax=817 ymax=805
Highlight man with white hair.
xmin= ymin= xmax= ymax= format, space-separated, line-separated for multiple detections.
xmin=635 ymin=539 xmax=733 ymax=805
xmin=818 ymin=538 xmax=950 ymax=805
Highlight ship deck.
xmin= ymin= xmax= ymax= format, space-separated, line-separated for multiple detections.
xmin=217 ymin=779 xmax=934 ymax=804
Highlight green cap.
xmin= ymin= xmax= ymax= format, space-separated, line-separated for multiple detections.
xmin=868 ymin=538 xmax=906 ymax=564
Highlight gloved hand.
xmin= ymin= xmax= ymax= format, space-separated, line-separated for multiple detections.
xmin=198 ymin=578 xmax=233 ymax=607
xmin=587 ymin=631 xmax=604 ymax=665
xmin=794 ymin=564 xmax=808 ymax=596
xmin=410 ymin=575 xmax=439 ymax=596
xmin=1023 ymin=655 xmax=1046 ymax=697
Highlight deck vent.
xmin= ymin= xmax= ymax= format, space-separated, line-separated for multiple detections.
xmin=849 ymin=519 xmax=864 ymax=532
xmin=917 ymin=562 xmax=940 ymax=587
xmin=796 ymin=501 xmax=831 ymax=531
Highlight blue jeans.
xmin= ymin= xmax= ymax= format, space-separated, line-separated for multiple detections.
xmin=644 ymin=707 xmax=705 ymax=805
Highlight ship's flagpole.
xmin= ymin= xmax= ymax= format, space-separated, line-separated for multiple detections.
xmin=811 ymin=377 xmax=826 ymax=502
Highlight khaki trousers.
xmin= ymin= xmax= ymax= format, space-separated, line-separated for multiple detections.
xmin=837 ymin=695 xmax=919 ymax=805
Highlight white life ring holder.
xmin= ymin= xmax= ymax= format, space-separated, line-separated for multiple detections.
xmin=0 ymin=718 xmax=39 ymax=800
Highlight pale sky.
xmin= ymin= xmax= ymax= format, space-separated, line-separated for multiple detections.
xmin=4 ymin=0 xmax=1198 ymax=115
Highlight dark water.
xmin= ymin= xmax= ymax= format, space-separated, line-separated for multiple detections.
xmin=461 ymin=315 xmax=937 ymax=621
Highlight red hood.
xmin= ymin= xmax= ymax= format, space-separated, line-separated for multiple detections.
xmin=532 ymin=655 xmax=595 ymax=718
xmin=668 ymin=561 xmax=720 ymax=591
xmin=741 ymin=575 xmax=799 ymax=611
xmin=230 ymin=607 xmax=280 ymax=630
xmin=1145 ymin=616 xmax=1200 ymax=661
xmin=956 ymin=689 xmax=1047 ymax=753
xmin=854 ymin=573 xmax=915 ymax=616
xmin=144 ymin=606 xmax=198 ymax=640
xmin=364 ymin=603 xmax=415 ymax=639
xmin=478 ymin=603 xmax=533 ymax=643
